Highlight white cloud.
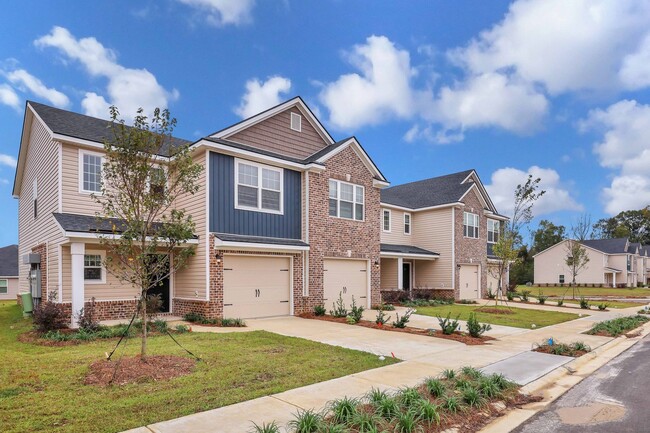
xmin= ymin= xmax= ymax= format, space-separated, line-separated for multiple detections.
xmin=0 ymin=84 xmax=20 ymax=111
xmin=449 ymin=0 xmax=650 ymax=94
xmin=319 ymin=35 xmax=416 ymax=130
xmin=235 ymin=76 xmax=291 ymax=119
xmin=5 ymin=69 xmax=69 ymax=108
xmin=486 ymin=166 xmax=582 ymax=217
xmin=620 ymin=34 xmax=650 ymax=89
xmin=581 ymin=99 xmax=650 ymax=214
xmin=0 ymin=178 xmax=9 ymax=185
xmin=177 ymin=0 xmax=255 ymax=26
xmin=35 ymin=26 xmax=178 ymax=119
xmin=0 ymin=153 xmax=17 ymax=168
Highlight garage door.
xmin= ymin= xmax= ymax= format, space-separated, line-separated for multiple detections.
xmin=459 ymin=265 xmax=480 ymax=299
xmin=323 ymin=259 xmax=368 ymax=309
xmin=223 ymin=255 xmax=291 ymax=319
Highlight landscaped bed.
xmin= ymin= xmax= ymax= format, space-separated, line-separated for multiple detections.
xmin=0 ymin=301 xmax=397 ymax=433
xmin=532 ymin=339 xmax=592 ymax=357
xmin=251 ymin=366 xmax=541 ymax=433
xmin=585 ymin=315 xmax=649 ymax=337
xmin=411 ymin=304 xmax=580 ymax=329
xmin=516 ymin=285 xmax=650 ymax=298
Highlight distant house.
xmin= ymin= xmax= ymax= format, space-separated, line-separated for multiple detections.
xmin=533 ymin=238 xmax=648 ymax=287
xmin=0 ymin=244 xmax=19 ymax=300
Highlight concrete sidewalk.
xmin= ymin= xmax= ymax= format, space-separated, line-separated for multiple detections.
xmin=126 ymin=305 xmax=643 ymax=433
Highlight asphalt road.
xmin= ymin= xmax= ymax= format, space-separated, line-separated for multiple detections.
xmin=513 ymin=334 xmax=650 ymax=433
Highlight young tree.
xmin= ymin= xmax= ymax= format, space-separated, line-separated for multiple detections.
xmin=489 ymin=175 xmax=545 ymax=301
xmin=95 ymin=106 xmax=202 ymax=357
xmin=565 ymin=217 xmax=591 ymax=298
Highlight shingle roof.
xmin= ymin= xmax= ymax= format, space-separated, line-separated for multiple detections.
xmin=380 ymin=243 xmax=439 ymax=256
xmin=53 ymin=213 xmax=197 ymax=238
xmin=0 ymin=244 xmax=18 ymax=277
xmin=214 ymin=233 xmax=308 ymax=247
xmin=381 ymin=170 xmax=475 ymax=209
xmin=628 ymin=242 xmax=640 ymax=254
xmin=581 ymin=238 xmax=629 ymax=254
xmin=29 ymin=101 xmax=191 ymax=156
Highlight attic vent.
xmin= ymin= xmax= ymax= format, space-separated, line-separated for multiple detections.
xmin=290 ymin=112 xmax=302 ymax=132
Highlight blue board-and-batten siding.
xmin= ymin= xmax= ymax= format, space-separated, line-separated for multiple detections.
xmin=209 ymin=152 xmax=302 ymax=239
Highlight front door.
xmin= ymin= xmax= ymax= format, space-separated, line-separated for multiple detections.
xmin=459 ymin=264 xmax=480 ymax=299
xmin=402 ymin=262 xmax=411 ymax=290
xmin=147 ymin=255 xmax=170 ymax=313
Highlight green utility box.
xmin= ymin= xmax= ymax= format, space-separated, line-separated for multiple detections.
xmin=21 ymin=292 xmax=34 ymax=317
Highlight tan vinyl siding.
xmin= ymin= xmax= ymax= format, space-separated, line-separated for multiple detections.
xmin=534 ymin=240 xmax=608 ymax=285
xmin=61 ymin=143 xmax=104 ymax=215
xmin=0 ymin=277 xmax=20 ymax=300
xmin=411 ymin=208 xmax=454 ymax=289
xmin=380 ymin=258 xmax=398 ymax=289
xmin=17 ymin=116 xmax=62 ymax=299
xmin=226 ymin=107 xmax=328 ymax=159
xmin=173 ymin=150 xmax=207 ymax=298
xmin=380 ymin=208 xmax=413 ymax=245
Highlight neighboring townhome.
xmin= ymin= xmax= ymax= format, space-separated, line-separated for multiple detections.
xmin=533 ymin=238 xmax=642 ymax=288
xmin=13 ymin=97 xmax=388 ymax=324
xmin=633 ymin=244 xmax=649 ymax=286
xmin=0 ymin=244 xmax=19 ymax=300
xmin=379 ymin=170 xmax=509 ymax=300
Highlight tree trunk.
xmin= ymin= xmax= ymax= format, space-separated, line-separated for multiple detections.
xmin=141 ymin=290 xmax=147 ymax=358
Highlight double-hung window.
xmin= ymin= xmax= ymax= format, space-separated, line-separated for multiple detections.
xmin=382 ymin=209 xmax=391 ymax=232
xmin=80 ymin=150 xmax=104 ymax=194
xmin=235 ymin=159 xmax=283 ymax=214
xmin=404 ymin=213 xmax=411 ymax=235
xmin=463 ymin=212 xmax=479 ymax=238
xmin=84 ymin=253 xmax=104 ymax=284
xmin=487 ymin=219 xmax=500 ymax=243
xmin=329 ymin=179 xmax=364 ymax=221
xmin=0 ymin=279 xmax=7 ymax=294
xmin=149 ymin=167 xmax=166 ymax=197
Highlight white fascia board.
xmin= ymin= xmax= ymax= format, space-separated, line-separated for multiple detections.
xmin=315 ymin=137 xmax=386 ymax=182
xmin=380 ymin=202 xmax=464 ymax=212
xmin=373 ymin=179 xmax=390 ymax=188
xmin=380 ymin=251 xmax=439 ymax=260
xmin=462 ymin=170 xmax=498 ymax=212
xmin=214 ymin=239 xmax=310 ymax=252
xmin=484 ymin=211 xmax=510 ymax=221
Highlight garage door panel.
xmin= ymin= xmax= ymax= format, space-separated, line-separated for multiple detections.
xmin=323 ymin=259 xmax=368 ymax=308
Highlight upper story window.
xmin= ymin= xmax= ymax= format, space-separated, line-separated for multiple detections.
xmin=487 ymin=219 xmax=500 ymax=243
xmin=149 ymin=167 xmax=166 ymax=197
xmin=290 ymin=112 xmax=302 ymax=132
xmin=80 ymin=150 xmax=104 ymax=193
xmin=235 ymin=159 xmax=283 ymax=214
xmin=627 ymin=255 xmax=632 ymax=272
xmin=404 ymin=213 xmax=411 ymax=235
xmin=32 ymin=178 xmax=38 ymax=219
xmin=329 ymin=179 xmax=364 ymax=221
xmin=463 ymin=212 xmax=479 ymax=238
xmin=84 ymin=253 xmax=105 ymax=284
xmin=382 ymin=209 xmax=391 ymax=232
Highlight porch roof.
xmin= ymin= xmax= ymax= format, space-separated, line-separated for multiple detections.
xmin=604 ymin=267 xmax=622 ymax=273
xmin=380 ymin=243 xmax=439 ymax=259
xmin=213 ymin=233 xmax=309 ymax=251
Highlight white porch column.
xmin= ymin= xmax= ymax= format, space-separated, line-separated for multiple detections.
xmin=613 ymin=272 xmax=616 ymax=288
xmin=397 ymin=257 xmax=404 ymax=290
xmin=70 ymin=242 xmax=85 ymax=328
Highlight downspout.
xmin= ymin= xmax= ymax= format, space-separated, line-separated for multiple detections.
xmin=303 ymin=172 xmax=309 ymax=297
xmin=451 ymin=207 xmax=455 ymax=291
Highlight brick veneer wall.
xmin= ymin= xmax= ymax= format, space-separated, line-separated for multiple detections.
xmin=454 ymin=188 xmax=488 ymax=298
xmin=305 ymin=146 xmax=382 ymax=310
xmin=60 ymin=299 xmax=139 ymax=321
xmin=31 ymin=243 xmax=48 ymax=301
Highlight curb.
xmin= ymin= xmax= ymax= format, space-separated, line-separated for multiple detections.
xmin=479 ymin=319 xmax=650 ymax=433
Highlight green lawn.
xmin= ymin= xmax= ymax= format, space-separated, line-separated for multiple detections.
xmin=561 ymin=299 xmax=646 ymax=309
xmin=413 ymin=304 xmax=580 ymax=329
xmin=0 ymin=302 xmax=397 ymax=433
xmin=517 ymin=285 xmax=650 ymax=298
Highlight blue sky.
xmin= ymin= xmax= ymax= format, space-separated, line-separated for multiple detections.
xmin=1 ymin=0 xmax=650 ymax=247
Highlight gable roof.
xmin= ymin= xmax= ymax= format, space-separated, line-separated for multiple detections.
xmin=381 ymin=169 xmax=481 ymax=209
xmin=0 ymin=244 xmax=18 ymax=277
xmin=581 ymin=238 xmax=629 ymax=254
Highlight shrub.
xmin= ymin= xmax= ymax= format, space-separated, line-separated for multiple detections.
xmin=537 ymin=290 xmax=548 ymax=305
xmin=425 ymin=377 xmax=446 ymax=398
xmin=398 ymin=387 xmax=423 ymax=409
xmin=348 ymin=296 xmax=364 ymax=323
xmin=460 ymin=366 xmax=484 ymax=380
xmin=330 ymin=293 xmax=348 ymax=318
xmin=556 ymin=298 xmax=564 ymax=307
xmin=457 ymin=299 xmax=478 ymax=305
xmin=478 ymin=378 xmax=502 ymax=399
xmin=375 ymin=309 xmax=390 ymax=326
xmin=249 ymin=421 xmax=281 ymax=433
xmin=441 ymin=368 xmax=456 ymax=380
xmin=587 ymin=315 xmax=649 ymax=337
xmin=366 ymin=388 xmax=389 ymax=405
xmin=441 ymin=395 xmax=461 ymax=413
xmin=506 ymin=291 xmax=515 ymax=301
xmin=345 ymin=315 xmax=357 ymax=325
xmin=142 ymin=293 xmax=163 ymax=317
xmin=571 ymin=341 xmax=591 ymax=352
xmin=462 ymin=386 xmax=486 ymax=408
xmin=33 ymin=301 xmax=68 ymax=333
xmin=221 ymin=318 xmax=246 ymax=327
xmin=174 ymin=324 xmax=190 ymax=333
xmin=380 ymin=303 xmax=396 ymax=311
xmin=288 ymin=409 xmax=321 ymax=433
xmin=437 ymin=313 xmax=461 ymax=335
xmin=579 ymin=297 xmax=590 ymax=309
xmin=313 ymin=305 xmax=326 ymax=316
xmin=520 ymin=290 xmax=531 ymax=302
xmin=392 ymin=309 xmax=414 ymax=328
xmin=152 ymin=319 xmax=169 ymax=333
xmin=415 ymin=399 xmax=440 ymax=425
xmin=486 ymin=288 xmax=496 ymax=300
xmin=329 ymin=397 xmax=358 ymax=424
xmin=393 ymin=410 xmax=420 ymax=433
xmin=598 ymin=303 xmax=609 ymax=311
xmin=76 ymin=297 xmax=101 ymax=332
xmin=466 ymin=313 xmax=492 ymax=338
xmin=183 ymin=312 xmax=205 ymax=323
xmin=373 ymin=396 xmax=400 ymax=419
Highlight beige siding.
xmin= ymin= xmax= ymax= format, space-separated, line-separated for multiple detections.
xmin=17 ymin=117 xmax=62 ymax=300
xmin=486 ymin=264 xmax=500 ymax=292
xmin=173 ymin=150 xmax=207 ymax=299
xmin=534 ymin=241 xmax=607 ymax=285
xmin=226 ymin=107 xmax=328 ymax=159
xmin=0 ymin=277 xmax=20 ymax=300
xmin=380 ymin=208 xmax=414 ymax=245
xmin=411 ymin=208 xmax=454 ymax=289
xmin=609 ymin=254 xmax=634 ymax=286
xmin=380 ymin=258 xmax=398 ymax=289
xmin=61 ymin=143 xmax=104 ymax=215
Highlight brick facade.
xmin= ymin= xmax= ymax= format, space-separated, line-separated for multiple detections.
xmin=305 ymin=146 xmax=382 ymax=311
xmin=60 ymin=299 xmax=139 ymax=321
xmin=454 ymin=188 xmax=489 ymax=298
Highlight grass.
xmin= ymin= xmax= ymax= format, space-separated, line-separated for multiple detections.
xmin=0 ymin=301 xmax=397 ymax=433
xmin=517 ymin=285 xmax=650 ymax=298
xmin=586 ymin=315 xmax=649 ymax=337
xmin=413 ymin=304 xmax=580 ymax=329
xmin=560 ymin=299 xmax=644 ymax=309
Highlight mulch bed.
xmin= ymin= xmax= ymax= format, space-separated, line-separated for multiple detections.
xmin=299 ymin=314 xmax=495 ymax=345
xmin=474 ymin=307 xmax=515 ymax=315
xmin=85 ymin=355 xmax=196 ymax=386
xmin=18 ymin=329 xmax=82 ymax=347
xmin=532 ymin=346 xmax=589 ymax=357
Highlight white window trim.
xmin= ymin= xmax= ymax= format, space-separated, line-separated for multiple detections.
xmin=78 ymin=149 xmax=105 ymax=195
xmin=146 ymin=166 xmax=168 ymax=195
xmin=403 ymin=212 xmax=411 ymax=235
xmin=463 ymin=211 xmax=479 ymax=239
xmin=487 ymin=219 xmax=499 ymax=244
xmin=382 ymin=209 xmax=391 ymax=233
xmin=329 ymin=179 xmax=365 ymax=222
xmin=234 ymin=158 xmax=284 ymax=215
xmin=290 ymin=112 xmax=302 ymax=132
xmin=0 ymin=278 xmax=7 ymax=294
xmin=83 ymin=250 xmax=106 ymax=285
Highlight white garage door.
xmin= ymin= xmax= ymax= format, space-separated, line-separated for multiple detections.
xmin=323 ymin=259 xmax=368 ymax=310
xmin=459 ymin=264 xmax=480 ymax=299
xmin=223 ymin=255 xmax=291 ymax=319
